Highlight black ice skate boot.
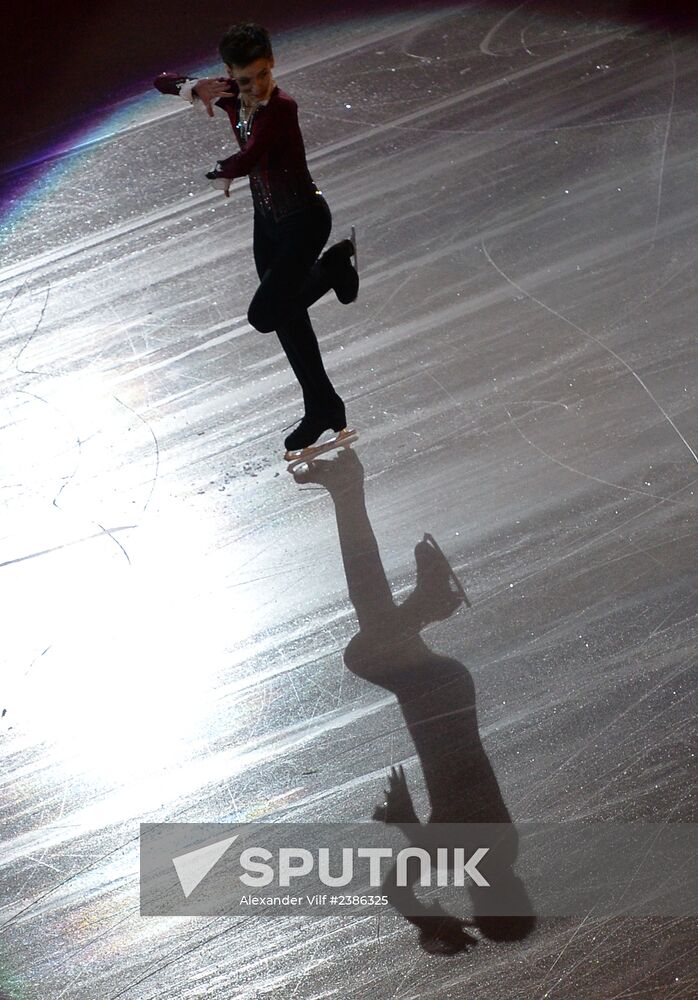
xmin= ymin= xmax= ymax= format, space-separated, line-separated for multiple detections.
xmin=284 ymin=396 xmax=350 ymax=456
xmin=320 ymin=227 xmax=359 ymax=304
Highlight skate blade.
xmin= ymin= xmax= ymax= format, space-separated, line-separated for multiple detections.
xmin=285 ymin=428 xmax=358 ymax=470
xmin=422 ymin=532 xmax=471 ymax=608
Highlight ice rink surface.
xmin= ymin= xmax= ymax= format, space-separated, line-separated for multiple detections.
xmin=1 ymin=3 xmax=697 ymax=997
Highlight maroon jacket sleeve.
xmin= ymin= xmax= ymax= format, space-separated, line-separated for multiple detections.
xmin=154 ymin=73 xmax=188 ymax=95
xmin=153 ymin=73 xmax=239 ymax=109
xmin=210 ymin=95 xmax=297 ymax=179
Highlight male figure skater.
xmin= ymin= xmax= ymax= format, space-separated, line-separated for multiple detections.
xmin=154 ymin=22 xmax=358 ymax=456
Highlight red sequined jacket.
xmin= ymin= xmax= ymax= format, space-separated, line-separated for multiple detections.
xmin=154 ymin=74 xmax=321 ymax=221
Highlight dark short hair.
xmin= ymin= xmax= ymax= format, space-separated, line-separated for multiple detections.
xmin=219 ymin=23 xmax=273 ymax=68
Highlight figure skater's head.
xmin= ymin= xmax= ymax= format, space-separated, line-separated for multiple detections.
xmin=219 ymin=23 xmax=275 ymax=101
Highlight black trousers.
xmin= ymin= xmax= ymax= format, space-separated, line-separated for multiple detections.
xmin=249 ymin=196 xmax=341 ymax=414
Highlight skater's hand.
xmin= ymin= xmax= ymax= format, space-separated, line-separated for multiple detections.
xmin=372 ymin=765 xmax=419 ymax=826
xmin=193 ymin=78 xmax=233 ymax=117
xmin=206 ymin=170 xmax=233 ymax=198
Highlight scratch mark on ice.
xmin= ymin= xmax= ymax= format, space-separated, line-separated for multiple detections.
xmin=537 ymin=910 xmax=595 ymax=996
xmin=503 ymin=404 xmax=694 ymax=507
xmin=652 ymin=32 xmax=677 ymax=244
xmin=482 ymin=240 xmax=698 ymax=467
xmin=113 ymin=394 xmax=161 ymax=512
xmin=520 ymin=26 xmax=536 ymax=57
xmin=480 ymin=1 xmax=531 ymax=56
xmin=13 ymin=283 xmax=51 ymax=375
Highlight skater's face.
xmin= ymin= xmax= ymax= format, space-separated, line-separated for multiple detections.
xmin=226 ymin=57 xmax=275 ymax=102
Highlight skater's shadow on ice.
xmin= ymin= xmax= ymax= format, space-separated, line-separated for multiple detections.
xmin=293 ymin=449 xmax=536 ymax=956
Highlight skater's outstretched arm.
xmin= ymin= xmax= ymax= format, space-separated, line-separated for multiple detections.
xmin=153 ymin=73 xmax=237 ymax=116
